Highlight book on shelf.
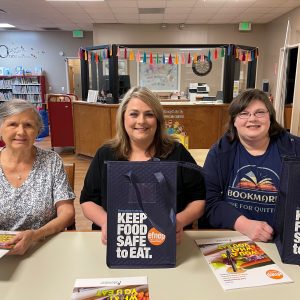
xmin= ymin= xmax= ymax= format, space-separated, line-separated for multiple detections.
xmin=0 ymin=231 xmax=17 ymax=258
xmin=71 ymin=276 xmax=150 ymax=300
xmin=195 ymin=235 xmax=293 ymax=290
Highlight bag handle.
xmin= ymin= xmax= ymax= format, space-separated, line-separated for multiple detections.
xmin=124 ymin=171 xmax=176 ymax=234
xmin=177 ymin=161 xmax=204 ymax=173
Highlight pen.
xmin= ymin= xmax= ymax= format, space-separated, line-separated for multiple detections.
xmin=226 ymin=249 xmax=237 ymax=272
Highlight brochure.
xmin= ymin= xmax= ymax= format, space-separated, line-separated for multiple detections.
xmin=195 ymin=236 xmax=293 ymax=290
xmin=0 ymin=231 xmax=17 ymax=258
xmin=71 ymin=276 xmax=149 ymax=300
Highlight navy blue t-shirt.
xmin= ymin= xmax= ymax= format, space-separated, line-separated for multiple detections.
xmin=225 ymin=141 xmax=281 ymax=226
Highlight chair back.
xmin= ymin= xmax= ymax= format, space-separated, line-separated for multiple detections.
xmin=64 ymin=163 xmax=75 ymax=190
xmin=64 ymin=163 xmax=76 ymax=230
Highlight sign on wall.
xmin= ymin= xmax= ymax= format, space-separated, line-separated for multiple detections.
xmin=138 ymin=62 xmax=180 ymax=92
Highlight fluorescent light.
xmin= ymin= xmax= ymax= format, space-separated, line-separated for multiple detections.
xmin=0 ymin=23 xmax=15 ymax=28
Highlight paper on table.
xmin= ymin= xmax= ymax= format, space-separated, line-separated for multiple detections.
xmin=0 ymin=231 xmax=17 ymax=258
xmin=195 ymin=235 xmax=293 ymax=290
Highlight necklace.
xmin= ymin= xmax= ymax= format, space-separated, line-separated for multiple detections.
xmin=17 ymin=174 xmax=22 ymax=180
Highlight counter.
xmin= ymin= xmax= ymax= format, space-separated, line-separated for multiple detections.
xmin=73 ymin=101 xmax=229 ymax=157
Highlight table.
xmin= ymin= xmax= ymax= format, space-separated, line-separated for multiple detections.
xmin=1 ymin=231 xmax=299 ymax=300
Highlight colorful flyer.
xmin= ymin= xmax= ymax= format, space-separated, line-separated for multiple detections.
xmin=195 ymin=236 xmax=293 ymax=290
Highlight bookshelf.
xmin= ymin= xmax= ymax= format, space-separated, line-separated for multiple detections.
xmin=0 ymin=75 xmax=46 ymax=104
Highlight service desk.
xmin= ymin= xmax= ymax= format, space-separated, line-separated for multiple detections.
xmin=1 ymin=231 xmax=299 ymax=300
xmin=73 ymin=101 xmax=229 ymax=157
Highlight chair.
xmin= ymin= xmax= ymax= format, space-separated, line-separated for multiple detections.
xmin=64 ymin=163 xmax=76 ymax=230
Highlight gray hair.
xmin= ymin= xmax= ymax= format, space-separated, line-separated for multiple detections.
xmin=0 ymin=99 xmax=43 ymax=134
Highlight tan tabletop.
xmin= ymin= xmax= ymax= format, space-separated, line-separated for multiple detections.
xmin=0 ymin=231 xmax=299 ymax=300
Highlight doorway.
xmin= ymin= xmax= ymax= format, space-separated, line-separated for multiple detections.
xmin=65 ymin=57 xmax=81 ymax=99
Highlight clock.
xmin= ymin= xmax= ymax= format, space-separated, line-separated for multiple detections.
xmin=0 ymin=45 xmax=9 ymax=58
xmin=192 ymin=55 xmax=212 ymax=76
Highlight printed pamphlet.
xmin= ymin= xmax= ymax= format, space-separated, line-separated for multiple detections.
xmin=71 ymin=276 xmax=149 ymax=300
xmin=0 ymin=231 xmax=17 ymax=258
xmin=195 ymin=236 xmax=293 ymax=290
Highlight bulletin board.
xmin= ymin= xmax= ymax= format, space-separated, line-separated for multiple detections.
xmin=137 ymin=62 xmax=180 ymax=92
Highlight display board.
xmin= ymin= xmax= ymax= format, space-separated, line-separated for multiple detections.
xmin=138 ymin=62 xmax=180 ymax=92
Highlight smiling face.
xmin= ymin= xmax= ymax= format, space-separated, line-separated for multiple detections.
xmin=234 ymin=99 xmax=271 ymax=145
xmin=124 ymin=97 xmax=157 ymax=148
xmin=0 ymin=109 xmax=39 ymax=151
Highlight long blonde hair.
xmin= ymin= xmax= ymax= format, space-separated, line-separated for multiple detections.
xmin=105 ymin=86 xmax=175 ymax=159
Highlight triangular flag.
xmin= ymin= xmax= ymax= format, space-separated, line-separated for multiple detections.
xmin=221 ymin=47 xmax=225 ymax=57
xmin=110 ymin=47 xmax=112 ymax=57
xmin=200 ymin=53 xmax=205 ymax=62
xmin=103 ymin=49 xmax=106 ymax=59
xmin=214 ymin=48 xmax=218 ymax=60
xmin=242 ymin=51 xmax=246 ymax=61
xmin=84 ymin=50 xmax=88 ymax=61
xmin=99 ymin=51 xmax=102 ymax=62
xmin=117 ymin=47 xmax=120 ymax=57
xmin=143 ymin=52 xmax=147 ymax=63
xmin=162 ymin=53 xmax=166 ymax=64
xmin=168 ymin=53 xmax=173 ymax=64
xmin=124 ymin=48 xmax=127 ymax=59
xmin=175 ymin=53 xmax=179 ymax=64
xmin=156 ymin=53 xmax=159 ymax=64
xmin=95 ymin=53 xmax=99 ymax=63
xmin=136 ymin=51 xmax=141 ymax=62
xmin=192 ymin=53 xmax=197 ymax=64
xmin=207 ymin=50 xmax=211 ymax=61
xmin=235 ymin=48 xmax=239 ymax=59
xmin=181 ymin=53 xmax=185 ymax=64
xmin=150 ymin=52 xmax=153 ymax=64
xmin=129 ymin=50 xmax=134 ymax=61
xmin=188 ymin=52 xmax=191 ymax=64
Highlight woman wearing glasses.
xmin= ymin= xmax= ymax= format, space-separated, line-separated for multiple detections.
xmin=203 ymin=88 xmax=300 ymax=241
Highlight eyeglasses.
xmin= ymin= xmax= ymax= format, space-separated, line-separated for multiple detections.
xmin=237 ymin=110 xmax=269 ymax=119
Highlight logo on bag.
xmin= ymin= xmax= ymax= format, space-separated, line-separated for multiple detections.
xmin=293 ymin=209 xmax=300 ymax=255
xmin=116 ymin=211 xmax=152 ymax=259
xmin=266 ymin=270 xmax=283 ymax=279
xmin=147 ymin=227 xmax=166 ymax=246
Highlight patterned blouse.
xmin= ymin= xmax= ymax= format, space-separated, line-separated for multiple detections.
xmin=0 ymin=147 xmax=75 ymax=231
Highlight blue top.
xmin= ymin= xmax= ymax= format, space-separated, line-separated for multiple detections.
xmin=203 ymin=131 xmax=300 ymax=229
xmin=225 ymin=141 xmax=281 ymax=226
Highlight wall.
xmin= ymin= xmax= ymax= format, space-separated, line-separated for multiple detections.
xmin=93 ymin=24 xmax=266 ymax=91
xmin=0 ymin=31 xmax=92 ymax=93
xmin=263 ymin=6 xmax=300 ymax=96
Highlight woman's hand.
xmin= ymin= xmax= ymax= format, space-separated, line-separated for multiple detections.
xmin=176 ymin=217 xmax=184 ymax=244
xmin=234 ymin=215 xmax=274 ymax=242
xmin=6 ymin=230 xmax=38 ymax=255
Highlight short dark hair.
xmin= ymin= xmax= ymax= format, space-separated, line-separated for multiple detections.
xmin=226 ymin=89 xmax=284 ymax=141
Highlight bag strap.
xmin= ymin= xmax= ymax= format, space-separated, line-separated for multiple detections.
xmin=125 ymin=171 xmax=174 ymax=234
xmin=177 ymin=161 xmax=204 ymax=173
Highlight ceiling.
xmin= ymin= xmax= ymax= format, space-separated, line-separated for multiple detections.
xmin=1 ymin=0 xmax=300 ymax=31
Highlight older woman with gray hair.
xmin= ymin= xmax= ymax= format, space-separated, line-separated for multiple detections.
xmin=0 ymin=99 xmax=75 ymax=255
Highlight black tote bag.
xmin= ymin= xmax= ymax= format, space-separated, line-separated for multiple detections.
xmin=106 ymin=160 xmax=203 ymax=268
xmin=274 ymin=157 xmax=300 ymax=265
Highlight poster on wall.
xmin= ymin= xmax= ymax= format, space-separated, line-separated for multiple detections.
xmin=138 ymin=62 xmax=180 ymax=92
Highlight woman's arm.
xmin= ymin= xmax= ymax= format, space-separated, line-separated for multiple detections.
xmin=176 ymin=200 xmax=205 ymax=244
xmin=204 ymin=147 xmax=242 ymax=229
xmin=81 ymin=201 xmax=107 ymax=244
xmin=6 ymin=200 xmax=75 ymax=255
